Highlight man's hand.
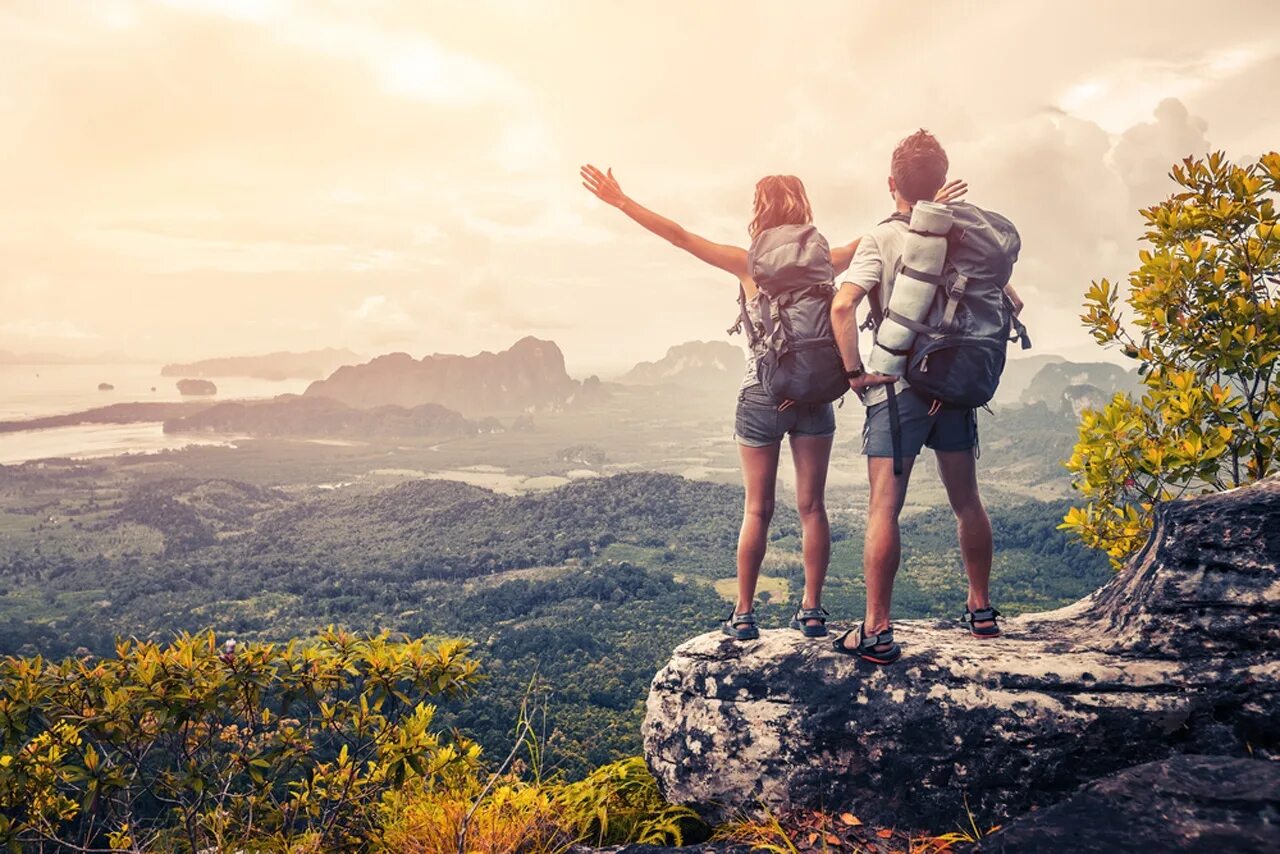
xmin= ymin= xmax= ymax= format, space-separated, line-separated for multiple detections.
xmin=849 ymin=372 xmax=897 ymax=393
xmin=580 ymin=165 xmax=628 ymax=209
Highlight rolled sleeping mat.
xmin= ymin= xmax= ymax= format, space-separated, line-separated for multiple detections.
xmin=867 ymin=201 xmax=954 ymax=376
xmin=908 ymin=200 xmax=953 ymax=236
xmin=872 ymin=275 xmax=935 ymax=354
xmin=901 ymin=224 xmax=948 ymax=271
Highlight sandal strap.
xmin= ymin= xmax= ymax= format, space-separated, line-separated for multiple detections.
xmin=721 ymin=610 xmax=756 ymax=626
xmin=860 ymin=624 xmax=894 ymax=648
xmin=795 ymin=607 xmax=829 ymax=622
xmin=962 ymin=607 xmax=1001 ymax=623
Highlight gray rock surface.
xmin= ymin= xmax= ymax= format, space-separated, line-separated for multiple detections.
xmin=643 ymin=477 xmax=1280 ymax=828
xmin=977 ymin=755 xmax=1280 ymax=853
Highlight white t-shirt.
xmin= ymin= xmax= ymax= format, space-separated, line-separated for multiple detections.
xmin=842 ymin=218 xmax=912 ymax=407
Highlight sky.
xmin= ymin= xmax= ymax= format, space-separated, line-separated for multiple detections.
xmin=2 ymin=0 xmax=1278 ymax=376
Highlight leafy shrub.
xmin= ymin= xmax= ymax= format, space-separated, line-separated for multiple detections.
xmin=555 ymin=756 xmax=702 ymax=846
xmin=380 ymin=756 xmax=703 ymax=853
xmin=1064 ymin=151 xmax=1280 ymax=566
xmin=0 ymin=628 xmax=479 ymax=851
xmin=0 ymin=629 xmax=705 ymax=853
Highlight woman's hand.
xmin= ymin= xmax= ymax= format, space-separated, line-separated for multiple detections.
xmin=581 ymin=165 xmax=628 ymax=209
xmin=933 ymin=179 xmax=968 ymax=204
xmin=578 ymin=164 xmax=749 ymax=277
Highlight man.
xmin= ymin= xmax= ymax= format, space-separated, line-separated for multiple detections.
xmin=829 ymin=129 xmax=1024 ymax=664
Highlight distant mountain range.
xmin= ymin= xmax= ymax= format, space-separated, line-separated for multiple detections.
xmin=994 ymin=354 xmax=1066 ymax=406
xmin=1020 ymin=360 xmax=1142 ymax=413
xmin=303 ymin=337 xmax=601 ymax=416
xmin=0 ymin=402 xmax=215 ymax=434
xmin=618 ymin=341 xmax=746 ymax=387
xmin=161 ymin=348 xmax=361 ymax=381
xmin=164 ymin=394 xmax=492 ymax=439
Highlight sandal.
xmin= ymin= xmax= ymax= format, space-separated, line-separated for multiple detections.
xmin=789 ymin=606 xmax=830 ymax=638
xmin=961 ymin=606 xmax=1002 ymax=638
xmin=721 ymin=609 xmax=759 ymax=641
xmin=832 ymin=624 xmax=902 ymax=665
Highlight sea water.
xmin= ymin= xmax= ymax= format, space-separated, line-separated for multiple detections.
xmin=0 ymin=363 xmax=309 ymax=464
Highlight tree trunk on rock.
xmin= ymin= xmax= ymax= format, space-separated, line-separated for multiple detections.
xmin=642 ymin=477 xmax=1280 ymax=829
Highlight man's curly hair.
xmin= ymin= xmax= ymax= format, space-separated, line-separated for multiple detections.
xmin=891 ymin=129 xmax=949 ymax=204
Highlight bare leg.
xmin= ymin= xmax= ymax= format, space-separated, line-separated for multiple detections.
xmin=841 ymin=455 xmax=915 ymax=649
xmin=736 ymin=442 xmax=781 ymax=618
xmin=790 ymin=434 xmax=834 ymax=624
xmin=936 ymin=449 xmax=995 ymax=630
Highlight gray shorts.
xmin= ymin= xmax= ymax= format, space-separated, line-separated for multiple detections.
xmin=735 ymin=384 xmax=836 ymax=447
xmin=862 ymin=388 xmax=977 ymax=458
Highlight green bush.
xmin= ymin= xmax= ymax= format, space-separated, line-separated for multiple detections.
xmin=1064 ymin=151 xmax=1280 ymax=566
xmin=0 ymin=628 xmax=479 ymax=852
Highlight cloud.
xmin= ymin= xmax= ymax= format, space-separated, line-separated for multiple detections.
xmin=344 ymin=295 xmax=419 ymax=348
xmin=1055 ymin=42 xmax=1280 ymax=133
xmin=1111 ymin=98 xmax=1211 ymax=208
xmin=0 ymin=1 xmax=1276 ymax=368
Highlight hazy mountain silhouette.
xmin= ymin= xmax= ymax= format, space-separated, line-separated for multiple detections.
xmin=993 ymin=353 xmax=1067 ymax=405
xmin=302 ymin=337 xmax=588 ymax=416
xmin=619 ymin=340 xmax=746 ymax=387
xmin=1021 ymin=361 xmax=1142 ymax=412
xmin=161 ymin=348 xmax=360 ymax=380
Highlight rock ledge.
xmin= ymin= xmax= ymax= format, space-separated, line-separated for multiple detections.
xmin=643 ymin=477 xmax=1280 ymax=827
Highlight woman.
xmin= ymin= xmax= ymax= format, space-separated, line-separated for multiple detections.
xmin=580 ymin=166 xmax=964 ymax=641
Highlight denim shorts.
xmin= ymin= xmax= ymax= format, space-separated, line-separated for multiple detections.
xmin=862 ymin=387 xmax=977 ymax=457
xmin=734 ymin=384 xmax=836 ymax=447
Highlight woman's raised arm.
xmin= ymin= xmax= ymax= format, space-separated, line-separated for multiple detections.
xmin=580 ymin=164 xmax=748 ymax=278
xmin=831 ymin=238 xmax=862 ymax=274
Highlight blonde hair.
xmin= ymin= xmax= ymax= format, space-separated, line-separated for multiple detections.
xmin=748 ymin=175 xmax=814 ymax=239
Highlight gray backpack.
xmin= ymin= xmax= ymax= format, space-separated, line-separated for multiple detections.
xmin=866 ymin=203 xmax=1031 ymax=472
xmin=730 ymin=224 xmax=849 ymax=404
xmin=869 ymin=203 xmax=1030 ymax=402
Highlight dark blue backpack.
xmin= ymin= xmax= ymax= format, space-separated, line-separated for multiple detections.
xmin=867 ymin=204 xmax=1031 ymax=472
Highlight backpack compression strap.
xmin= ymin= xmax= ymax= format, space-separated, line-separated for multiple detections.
xmin=940 ymin=274 xmax=969 ymax=331
xmin=886 ymin=384 xmax=904 ymax=476
xmin=730 ymin=282 xmax=761 ymax=348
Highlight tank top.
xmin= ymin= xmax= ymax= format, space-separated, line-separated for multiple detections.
xmin=739 ymin=287 xmax=765 ymax=390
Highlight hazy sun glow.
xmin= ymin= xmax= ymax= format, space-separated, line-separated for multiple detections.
xmin=2 ymin=0 xmax=1278 ymax=373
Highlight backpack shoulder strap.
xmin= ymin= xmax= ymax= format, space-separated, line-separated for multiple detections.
xmin=857 ymin=214 xmax=909 ymax=332
xmin=731 ymin=281 xmax=760 ymax=347
xmin=862 ymin=283 xmax=884 ymax=333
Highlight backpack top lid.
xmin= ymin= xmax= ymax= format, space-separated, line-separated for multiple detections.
xmin=944 ymin=202 xmax=1021 ymax=288
xmin=747 ymin=224 xmax=833 ymax=296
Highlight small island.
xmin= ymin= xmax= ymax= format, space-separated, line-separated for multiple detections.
xmin=176 ymin=378 xmax=217 ymax=396
xmin=97 ymin=382 xmax=114 ymax=391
